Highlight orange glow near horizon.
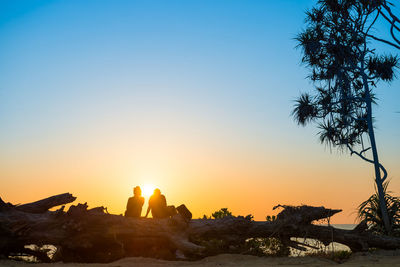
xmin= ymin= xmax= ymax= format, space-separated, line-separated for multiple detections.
xmin=1 ymin=0 xmax=400 ymax=228
xmin=2 ymin=139 xmax=399 ymax=224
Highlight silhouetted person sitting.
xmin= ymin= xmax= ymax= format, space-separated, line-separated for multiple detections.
xmin=145 ymin=188 xmax=176 ymax=218
xmin=125 ymin=186 xmax=144 ymax=218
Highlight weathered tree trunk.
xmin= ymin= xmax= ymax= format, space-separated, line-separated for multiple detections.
xmin=1 ymin=193 xmax=400 ymax=263
xmin=14 ymin=193 xmax=76 ymax=214
xmin=362 ymin=65 xmax=392 ymax=234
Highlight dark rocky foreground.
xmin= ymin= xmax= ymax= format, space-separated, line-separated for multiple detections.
xmin=1 ymin=193 xmax=400 ymax=262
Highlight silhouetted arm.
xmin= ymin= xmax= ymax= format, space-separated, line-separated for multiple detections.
xmin=145 ymin=197 xmax=151 ymax=218
xmin=145 ymin=206 xmax=150 ymax=218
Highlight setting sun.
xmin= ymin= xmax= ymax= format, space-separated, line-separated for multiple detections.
xmin=2 ymin=0 xmax=400 ymax=264
xmin=141 ymin=184 xmax=156 ymax=198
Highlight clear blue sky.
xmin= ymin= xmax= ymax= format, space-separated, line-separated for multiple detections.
xmin=0 ymin=0 xmax=399 ymax=222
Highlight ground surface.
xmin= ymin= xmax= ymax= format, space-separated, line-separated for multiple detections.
xmin=1 ymin=251 xmax=400 ymax=267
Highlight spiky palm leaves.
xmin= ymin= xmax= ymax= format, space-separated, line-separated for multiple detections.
xmin=293 ymin=93 xmax=317 ymax=125
xmin=357 ymin=181 xmax=400 ymax=236
xmin=293 ymin=0 xmax=398 ymax=150
xmin=368 ymin=55 xmax=398 ymax=81
xmin=293 ymin=0 xmax=398 ymax=235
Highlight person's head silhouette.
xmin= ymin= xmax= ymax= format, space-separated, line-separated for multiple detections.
xmin=153 ymin=188 xmax=161 ymax=196
xmin=133 ymin=186 xmax=142 ymax=197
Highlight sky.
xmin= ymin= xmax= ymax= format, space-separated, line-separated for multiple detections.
xmin=0 ymin=0 xmax=399 ymax=223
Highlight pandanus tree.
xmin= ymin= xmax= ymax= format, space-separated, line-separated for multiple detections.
xmin=292 ymin=0 xmax=398 ymax=234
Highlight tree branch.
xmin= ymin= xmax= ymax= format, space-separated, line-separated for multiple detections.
xmin=360 ymin=146 xmax=371 ymax=156
xmin=382 ymin=2 xmax=400 ymax=25
xmin=365 ymin=11 xmax=380 ymax=36
xmin=365 ymin=33 xmax=400 ymax=49
xmin=390 ymin=19 xmax=400 ymax=46
xmin=347 ymin=145 xmax=388 ymax=182
xmin=348 ymin=144 xmax=373 ymax=163
xmin=378 ymin=8 xmax=400 ymax=33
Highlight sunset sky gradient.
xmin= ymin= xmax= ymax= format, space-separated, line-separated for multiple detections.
xmin=1 ymin=0 xmax=399 ymax=222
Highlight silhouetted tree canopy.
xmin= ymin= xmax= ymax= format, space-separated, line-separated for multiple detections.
xmin=212 ymin=208 xmax=233 ymax=219
xmin=293 ymin=0 xmax=398 ymax=234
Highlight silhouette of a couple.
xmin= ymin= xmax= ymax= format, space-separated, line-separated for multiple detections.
xmin=125 ymin=186 xmax=176 ymax=218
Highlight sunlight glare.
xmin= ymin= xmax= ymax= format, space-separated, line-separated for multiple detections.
xmin=142 ymin=184 xmax=155 ymax=198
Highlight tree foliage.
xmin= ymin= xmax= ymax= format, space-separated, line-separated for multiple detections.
xmin=357 ymin=181 xmax=400 ymax=236
xmin=293 ymin=0 xmax=398 ymax=150
xmin=293 ymin=0 xmax=399 ymax=234
xmin=212 ymin=208 xmax=233 ymax=219
xmin=199 ymin=208 xmax=289 ymax=256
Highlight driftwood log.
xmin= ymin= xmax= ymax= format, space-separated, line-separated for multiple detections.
xmin=1 ymin=193 xmax=400 ymax=262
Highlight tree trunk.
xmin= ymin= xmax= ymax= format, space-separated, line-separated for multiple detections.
xmin=368 ymin=123 xmax=392 ymax=234
xmin=361 ymin=69 xmax=392 ymax=234
xmin=1 ymin=194 xmax=400 ymax=263
xmin=14 ymin=193 xmax=76 ymax=213
xmin=366 ymin=97 xmax=392 ymax=234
